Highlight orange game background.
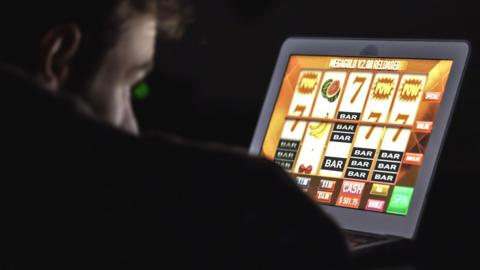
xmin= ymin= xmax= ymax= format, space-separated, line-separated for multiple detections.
xmin=262 ymin=56 xmax=453 ymax=188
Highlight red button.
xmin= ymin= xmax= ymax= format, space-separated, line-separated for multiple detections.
xmin=424 ymin=92 xmax=443 ymax=102
xmin=366 ymin=199 xmax=386 ymax=212
xmin=414 ymin=121 xmax=433 ymax=133
xmin=316 ymin=191 xmax=333 ymax=203
xmin=404 ymin=153 xmax=424 ymax=166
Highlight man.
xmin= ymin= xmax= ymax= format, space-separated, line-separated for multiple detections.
xmin=0 ymin=1 xmax=348 ymax=269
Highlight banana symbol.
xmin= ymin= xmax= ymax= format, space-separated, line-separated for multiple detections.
xmin=309 ymin=122 xmax=328 ymax=139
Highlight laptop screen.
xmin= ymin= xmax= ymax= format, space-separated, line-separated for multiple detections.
xmin=261 ymin=55 xmax=453 ymax=216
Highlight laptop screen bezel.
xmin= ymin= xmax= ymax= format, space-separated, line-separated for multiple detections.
xmin=249 ymin=38 xmax=469 ymax=239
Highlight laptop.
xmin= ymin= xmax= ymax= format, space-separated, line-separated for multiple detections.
xmin=249 ymin=38 xmax=469 ymax=252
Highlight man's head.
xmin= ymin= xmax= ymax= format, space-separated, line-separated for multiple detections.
xmin=0 ymin=0 xmax=190 ymax=135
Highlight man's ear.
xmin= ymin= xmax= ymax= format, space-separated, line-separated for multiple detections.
xmin=39 ymin=24 xmax=81 ymax=92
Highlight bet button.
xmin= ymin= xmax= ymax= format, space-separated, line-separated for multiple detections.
xmin=370 ymin=184 xmax=390 ymax=197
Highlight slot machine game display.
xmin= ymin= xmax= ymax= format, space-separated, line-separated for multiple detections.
xmin=261 ymin=56 xmax=452 ymax=216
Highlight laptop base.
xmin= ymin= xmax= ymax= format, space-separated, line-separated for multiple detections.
xmin=345 ymin=230 xmax=404 ymax=254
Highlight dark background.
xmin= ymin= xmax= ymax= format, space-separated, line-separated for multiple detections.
xmin=134 ymin=0 xmax=479 ymax=268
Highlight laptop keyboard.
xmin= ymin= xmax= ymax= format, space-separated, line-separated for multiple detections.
xmin=345 ymin=230 xmax=388 ymax=248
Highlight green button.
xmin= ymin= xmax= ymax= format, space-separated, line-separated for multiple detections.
xmin=134 ymin=82 xmax=151 ymax=100
xmin=387 ymin=186 xmax=414 ymax=216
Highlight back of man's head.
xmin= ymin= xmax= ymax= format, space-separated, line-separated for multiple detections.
xmin=0 ymin=0 xmax=191 ymax=134
xmin=0 ymin=1 xmax=188 ymax=71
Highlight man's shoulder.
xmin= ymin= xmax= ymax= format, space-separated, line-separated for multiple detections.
xmin=132 ymin=133 xmax=350 ymax=264
xmin=135 ymin=133 xmax=288 ymax=181
xmin=128 ymin=132 xmax=309 ymax=199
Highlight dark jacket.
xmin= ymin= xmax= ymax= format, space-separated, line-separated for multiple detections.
xmin=0 ymin=69 xmax=348 ymax=269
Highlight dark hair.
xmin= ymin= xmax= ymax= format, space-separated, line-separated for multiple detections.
xmin=0 ymin=0 xmax=191 ymax=72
